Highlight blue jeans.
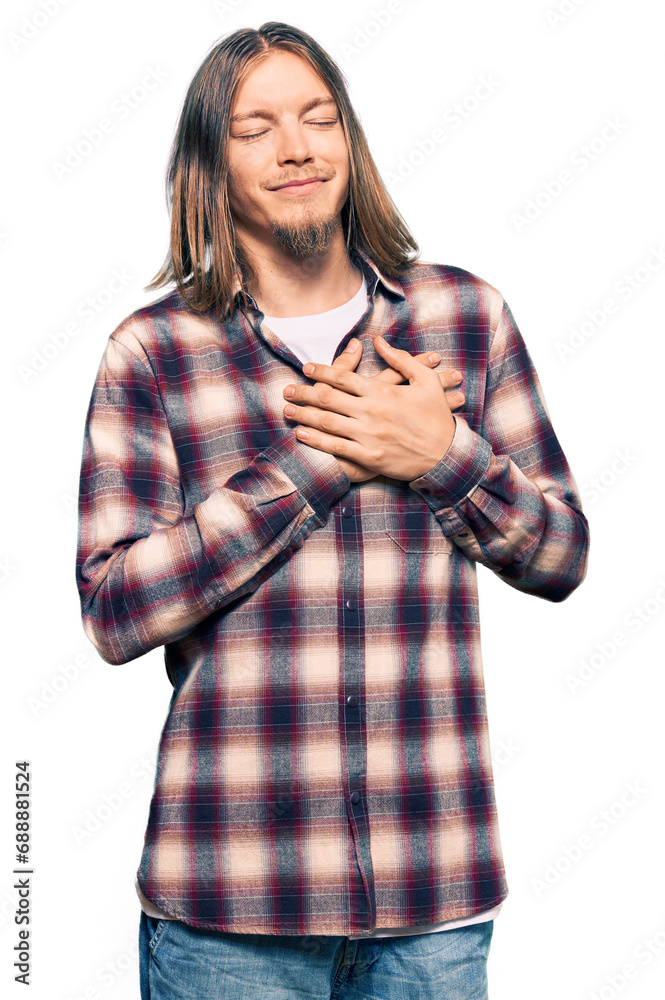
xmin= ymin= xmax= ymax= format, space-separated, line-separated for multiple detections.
xmin=139 ymin=910 xmax=494 ymax=999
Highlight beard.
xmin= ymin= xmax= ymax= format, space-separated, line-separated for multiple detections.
xmin=270 ymin=209 xmax=340 ymax=260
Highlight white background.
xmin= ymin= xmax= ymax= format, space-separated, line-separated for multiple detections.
xmin=2 ymin=1 xmax=664 ymax=998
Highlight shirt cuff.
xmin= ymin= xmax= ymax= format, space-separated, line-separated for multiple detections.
xmin=408 ymin=415 xmax=492 ymax=509
xmin=259 ymin=432 xmax=351 ymax=524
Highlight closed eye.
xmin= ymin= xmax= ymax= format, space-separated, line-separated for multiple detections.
xmin=233 ymin=120 xmax=339 ymax=141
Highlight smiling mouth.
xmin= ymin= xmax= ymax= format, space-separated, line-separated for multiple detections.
xmin=273 ymin=179 xmax=327 ymax=193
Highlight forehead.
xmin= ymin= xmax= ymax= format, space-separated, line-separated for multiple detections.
xmin=232 ymin=49 xmax=333 ymax=112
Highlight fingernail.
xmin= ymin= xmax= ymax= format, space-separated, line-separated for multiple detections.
xmin=453 ymin=370 xmax=462 ymax=379
xmin=344 ymin=338 xmax=359 ymax=353
xmin=303 ymin=363 xmax=315 ymax=375
xmin=428 ymin=353 xmax=440 ymax=363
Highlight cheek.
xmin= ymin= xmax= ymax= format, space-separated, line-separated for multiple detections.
xmin=333 ymin=153 xmax=350 ymax=197
xmin=226 ymin=166 xmax=256 ymax=211
xmin=225 ymin=177 xmax=243 ymax=214
xmin=229 ymin=150 xmax=271 ymax=198
xmin=334 ymin=145 xmax=350 ymax=184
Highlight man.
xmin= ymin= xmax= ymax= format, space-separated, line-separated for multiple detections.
xmin=75 ymin=21 xmax=589 ymax=1000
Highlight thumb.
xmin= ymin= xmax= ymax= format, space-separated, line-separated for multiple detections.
xmin=331 ymin=337 xmax=363 ymax=371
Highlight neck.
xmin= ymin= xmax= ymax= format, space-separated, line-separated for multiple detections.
xmin=237 ymin=227 xmax=363 ymax=318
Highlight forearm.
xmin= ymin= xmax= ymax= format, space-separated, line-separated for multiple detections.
xmin=77 ymin=420 xmax=349 ymax=664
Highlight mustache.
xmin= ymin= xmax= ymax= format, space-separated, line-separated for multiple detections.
xmin=264 ymin=169 xmax=335 ymax=191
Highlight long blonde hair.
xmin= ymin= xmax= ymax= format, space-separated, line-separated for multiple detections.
xmin=145 ymin=21 xmax=419 ymax=319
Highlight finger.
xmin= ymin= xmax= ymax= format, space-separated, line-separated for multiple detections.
xmin=331 ymin=341 xmax=442 ymax=386
xmin=284 ymin=398 xmax=355 ymax=435
xmin=374 ymin=356 xmax=463 ymax=388
xmin=439 ymin=367 xmax=463 ymax=390
xmin=282 ymin=340 xmax=363 ymax=415
xmin=372 ymin=335 xmax=430 ymax=384
xmin=300 ymin=361 xmax=369 ymax=397
xmin=443 ymin=384 xmax=465 ymax=408
xmin=323 ymin=338 xmax=463 ymax=397
xmin=330 ymin=338 xmax=363 ymax=373
xmin=372 ymin=351 xmax=442 ymax=385
xmin=283 ymin=375 xmax=361 ymax=416
xmin=292 ymin=423 xmax=362 ymax=465
xmin=327 ymin=347 xmax=464 ymax=415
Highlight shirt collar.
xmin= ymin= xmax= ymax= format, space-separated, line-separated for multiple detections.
xmin=230 ymin=248 xmax=406 ymax=307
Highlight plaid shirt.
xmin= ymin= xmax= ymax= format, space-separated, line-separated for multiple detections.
xmin=75 ymin=250 xmax=589 ymax=936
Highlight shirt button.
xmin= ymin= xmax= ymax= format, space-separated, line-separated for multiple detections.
xmin=346 ymin=694 xmax=358 ymax=708
xmin=350 ymin=791 xmax=361 ymax=805
xmin=345 ymin=598 xmax=358 ymax=612
xmin=341 ymin=505 xmax=353 ymax=517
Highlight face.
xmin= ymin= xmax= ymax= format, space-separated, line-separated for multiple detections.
xmin=226 ymin=49 xmax=350 ymax=258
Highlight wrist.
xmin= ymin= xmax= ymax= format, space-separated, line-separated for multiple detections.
xmin=428 ymin=415 xmax=456 ymax=468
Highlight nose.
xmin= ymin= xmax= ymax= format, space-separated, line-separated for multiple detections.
xmin=275 ymin=119 xmax=314 ymax=167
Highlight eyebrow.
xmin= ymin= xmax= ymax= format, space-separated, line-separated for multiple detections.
xmin=230 ymin=96 xmax=338 ymax=125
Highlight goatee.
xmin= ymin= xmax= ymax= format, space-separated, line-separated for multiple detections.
xmin=270 ymin=213 xmax=340 ymax=259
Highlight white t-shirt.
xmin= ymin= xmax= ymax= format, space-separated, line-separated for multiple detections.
xmin=261 ymin=271 xmax=370 ymax=365
xmin=135 ymin=270 xmax=502 ymax=936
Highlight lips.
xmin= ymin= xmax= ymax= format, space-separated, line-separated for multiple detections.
xmin=273 ymin=177 xmax=327 ymax=190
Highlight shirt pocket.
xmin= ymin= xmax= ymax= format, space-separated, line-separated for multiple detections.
xmin=383 ymin=491 xmax=453 ymax=554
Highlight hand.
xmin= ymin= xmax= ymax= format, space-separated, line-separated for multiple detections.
xmin=283 ymin=336 xmax=463 ymax=482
